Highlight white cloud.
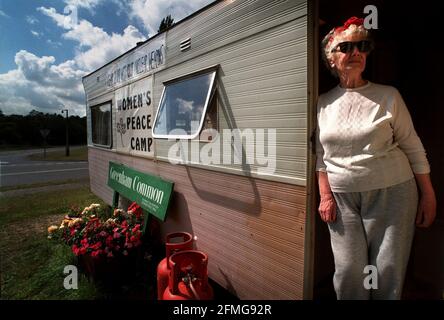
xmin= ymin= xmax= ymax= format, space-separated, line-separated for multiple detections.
xmin=63 ymin=19 xmax=110 ymax=47
xmin=0 ymin=51 xmax=88 ymax=116
xmin=46 ymin=39 xmax=63 ymax=48
xmin=65 ymin=0 xmax=103 ymax=11
xmin=72 ymin=25 xmax=145 ymax=70
xmin=39 ymin=6 xmax=146 ymax=70
xmin=1 ymin=1 xmax=213 ymax=116
xmin=31 ymin=30 xmax=41 ymax=37
xmin=38 ymin=7 xmax=74 ymax=29
xmin=26 ymin=15 xmax=38 ymax=24
xmin=0 ymin=6 xmax=145 ymax=116
xmin=128 ymin=0 xmax=214 ymax=36
xmin=0 ymin=10 xmax=9 ymax=18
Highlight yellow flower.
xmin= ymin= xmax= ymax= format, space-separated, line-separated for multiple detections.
xmin=60 ymin=219 xmax=71 ymax=228
xmin=47 ymin=225 xmax=58 ymax=234
xmin=113 ymin=209 xmax=124 ymax=217
xmin=89 ymin=204 xmax=100 ymax=210
xmin=68 ymin=218 xmax=83 ymax=228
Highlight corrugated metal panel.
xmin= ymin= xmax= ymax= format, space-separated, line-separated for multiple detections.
xmin=89 ymin=147 xmax=306 ymax=299
xmin=153 ymin=1 xmax=308 ymax=185
xmin=166 ymin=0 xmax=306 ymax=67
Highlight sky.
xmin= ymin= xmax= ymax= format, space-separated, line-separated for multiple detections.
xmin=0 ymin=0 xmax=214 ymax=116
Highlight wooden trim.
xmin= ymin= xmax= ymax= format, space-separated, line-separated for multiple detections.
xmin=303 ymin=0 xmax=319 ymax=300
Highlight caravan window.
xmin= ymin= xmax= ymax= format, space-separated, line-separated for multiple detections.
xmin=91 ymin=102 xmax=112 ymax=147
xmin=152 ymin=70 xmax=216 ymax=139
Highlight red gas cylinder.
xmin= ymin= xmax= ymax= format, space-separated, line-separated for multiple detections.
xmin=163 ymin=250 xmax=214 ymax=300
xmin=156 ymin=232 xmax=193 ymax=300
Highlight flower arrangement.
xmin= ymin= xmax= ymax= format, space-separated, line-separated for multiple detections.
xmin=48 ymin=202 xmax=144 ymax=259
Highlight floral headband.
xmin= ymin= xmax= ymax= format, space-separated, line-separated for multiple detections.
xmin=335 ymin=17 xmax=364 ymax=33
xmin=327 ymin=16 xmax=365 ymax=44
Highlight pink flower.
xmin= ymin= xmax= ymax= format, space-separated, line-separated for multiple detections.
xmin=113 ymin=232 xmax=121 ymax=239
xmin=107 ymin=252 xmax=114 ymax=258
xmin=123 ymin=250 xmax=128 ymax=256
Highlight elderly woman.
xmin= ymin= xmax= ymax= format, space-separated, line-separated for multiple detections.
xmin=316 ymin=17 xmax=436 ymax=300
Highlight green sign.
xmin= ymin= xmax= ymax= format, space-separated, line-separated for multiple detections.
xmin=107 ymin=161 xmax=174 ymax=221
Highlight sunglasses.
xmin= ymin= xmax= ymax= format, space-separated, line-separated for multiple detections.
xmin=332 ymin=40 xmax=373 ymax=53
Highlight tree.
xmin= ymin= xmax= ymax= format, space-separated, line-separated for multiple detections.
xmin=158 ymin=14 xmax=174 ymax=33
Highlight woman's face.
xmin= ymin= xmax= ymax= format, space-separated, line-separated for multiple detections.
xmin=330 ymin=33 xmax=368 ymax=77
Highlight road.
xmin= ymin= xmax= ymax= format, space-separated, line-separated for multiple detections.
xmin=0 ymin=147 xmax=89 ymax=187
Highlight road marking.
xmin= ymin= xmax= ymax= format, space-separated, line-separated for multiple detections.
xmin=0 ymin=162 xmax=9 ymax=165
xmin=0 ymin=168 xmax=88 ymax=176
xmin=0 ymin=162 xmax=88 ymax=167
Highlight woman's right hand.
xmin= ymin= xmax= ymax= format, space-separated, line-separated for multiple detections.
xmin=318 ymin=193 xmax=337 ymax=223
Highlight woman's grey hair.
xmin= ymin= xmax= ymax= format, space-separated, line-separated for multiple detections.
xmin=321 ymin=24 xmax=373 ymax=77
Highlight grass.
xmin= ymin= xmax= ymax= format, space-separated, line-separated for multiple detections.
xmin=0 ymin=185 xmax=101 ymax=226
xmin=0 ymin=186 xmax=108 ymax=299
xmin=0 ymin=177 xmax=90 ymax=192
xmin=27 ymin=145 xmax=88 ymax=161
xmin=0 ymin=145 xmax=50 ymax=151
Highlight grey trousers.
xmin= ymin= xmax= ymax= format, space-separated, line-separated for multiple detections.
xmin=328 ymin=178 xmax=418 ymax=300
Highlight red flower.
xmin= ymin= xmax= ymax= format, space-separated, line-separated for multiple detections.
xmin=106 ymin=236 xmax=113 ymax=246
xmin=54 ymin=202 xmax=145 ymax=261
xmin=91 ymin=250 xmax=102 ymax=258
xmin=81 ymin=238 xmax=89 ymax=247
xmin=90 ymin=242 xmax=102 ymax=250
xmin=72 ymin=245 xmax=80 ymax=256
xmin=128 ymin=202 xmax=144 ymax=219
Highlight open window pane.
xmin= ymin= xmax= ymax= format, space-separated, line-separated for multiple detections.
xmin=153 ymin=71 xmax=216 ymax=139
xmin=91 ymin=102 xmax=112 ymax=147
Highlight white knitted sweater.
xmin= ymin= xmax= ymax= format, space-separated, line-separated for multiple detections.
xmin=316 ymin=81 xmax=430 ymax=192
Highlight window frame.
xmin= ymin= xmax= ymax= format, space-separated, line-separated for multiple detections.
xmin=90 ymin=100 xmax=113 ymax=148
xmin=152 ymin=66 xmax=218 ymax=140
